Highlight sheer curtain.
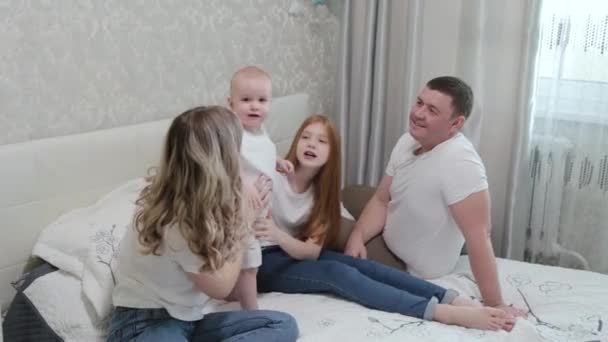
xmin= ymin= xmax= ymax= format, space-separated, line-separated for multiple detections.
xmin=336 ymin=0 xmax=539 ymax=255
xmin=508 ymin=0 xmax=608 ymax=273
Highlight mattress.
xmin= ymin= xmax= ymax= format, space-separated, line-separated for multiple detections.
xmin=4 ymin=257 xmax=608 ymax=342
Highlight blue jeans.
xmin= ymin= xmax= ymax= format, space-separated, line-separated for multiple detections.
xmin=258 ymin=247 xmax=457 ymax=320
xmin=106 ymin=306 xmax=299 ymax=342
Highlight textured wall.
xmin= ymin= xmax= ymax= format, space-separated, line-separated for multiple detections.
xmin=0 ymin=0 xmax=339 ymax=145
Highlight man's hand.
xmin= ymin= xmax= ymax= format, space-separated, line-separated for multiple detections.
xmin=344 ymin=232 xmax=367 ymax=259
xmin=344 ymin=176 xmax=392 ymax=259
xmin=276 ymin=158 xmax=294 ymax=174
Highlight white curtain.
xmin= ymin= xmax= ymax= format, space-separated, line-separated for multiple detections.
xmin=508 ymin=0 xmax=608 ymax=273
xmin=337 ymin=0 xmax=539 ymax=255
xmin=336 ymin=0 xmax=416 ymax=187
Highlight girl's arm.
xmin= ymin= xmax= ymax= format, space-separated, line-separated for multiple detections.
xmin=254 ymin=217 xmax=321 ymax=260
xmin=187 ymin=250 xmax=243 ymax=300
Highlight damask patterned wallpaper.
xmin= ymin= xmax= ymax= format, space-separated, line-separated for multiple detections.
xmin=0 ymin=0 xmax=339 ymax=145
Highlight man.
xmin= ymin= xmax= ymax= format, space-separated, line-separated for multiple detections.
xmin=344 ymin=76 xmax=526 ymax=317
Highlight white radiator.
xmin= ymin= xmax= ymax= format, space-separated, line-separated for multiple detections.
xmin=559 ymin=137 xmax=608 ymax=274
xmin=525 ymin=135 xmax=591 ymax=270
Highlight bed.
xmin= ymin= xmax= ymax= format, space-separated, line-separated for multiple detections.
xmin=2 ymin=93 xmax=608 ymax=342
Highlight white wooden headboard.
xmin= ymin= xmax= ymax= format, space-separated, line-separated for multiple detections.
xmin=0 ymin=93 xmax=310 ymax=312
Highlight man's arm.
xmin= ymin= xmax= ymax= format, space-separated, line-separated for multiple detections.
xmin=344 ymin=175 xmax=392 ymax=258
xmin=450 ymin=190 xmax=527 ymax=317
xmin=449 ymin=189 xmax=503 ymax=305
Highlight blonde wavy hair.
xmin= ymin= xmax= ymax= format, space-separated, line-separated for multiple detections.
xmin=135 ymin=106 xmax=247 ymax=272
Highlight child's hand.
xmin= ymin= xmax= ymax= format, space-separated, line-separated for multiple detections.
xmin=276 ymin=158 xmax=294 ymax=174
xmin=253 ymin=211 xmax=284 ymax=244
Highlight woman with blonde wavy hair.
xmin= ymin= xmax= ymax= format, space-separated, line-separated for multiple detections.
xmin=107 ymin=106 xmax=298 ymax=342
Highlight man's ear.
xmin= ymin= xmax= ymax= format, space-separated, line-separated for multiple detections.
xmin=451 ymin=115 xmax=466 ymax=132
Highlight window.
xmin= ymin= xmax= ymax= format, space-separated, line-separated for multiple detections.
xmin=535 ymin=0 xmax=608 ymax=123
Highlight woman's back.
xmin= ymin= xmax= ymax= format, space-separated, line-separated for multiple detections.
xmin=107 ymin=105 xmax=298 ymax=342
xmin=113 ymin=225 xmax=212 ymax=321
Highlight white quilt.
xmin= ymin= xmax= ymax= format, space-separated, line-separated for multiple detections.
xmin=24 ymin=256 xmax=608 ymax=342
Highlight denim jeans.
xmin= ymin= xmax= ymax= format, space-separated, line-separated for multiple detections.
xmin=106 ymin=306 xmax=299 ymax=342
xmin=258 ymin=247 xmax=457 ymax=320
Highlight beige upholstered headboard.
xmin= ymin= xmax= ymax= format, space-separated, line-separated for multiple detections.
xmin=0 ymin=93 xmax=310 ymax=312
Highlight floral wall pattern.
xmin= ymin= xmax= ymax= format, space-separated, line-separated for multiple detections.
xmin=0 ymin=0 xmax=339 ymax=145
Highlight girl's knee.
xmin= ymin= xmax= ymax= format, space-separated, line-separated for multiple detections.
xmin=321 ymin=260 xmax=357 ymax=276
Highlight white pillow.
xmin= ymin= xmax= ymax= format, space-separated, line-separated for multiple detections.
xmin=81 ymin=190 xmax=141 ymax=319
xmin=32 ymin=178 xmax=145 ymax=280
xmin=24 ymin=270 xmax=106 ymax=341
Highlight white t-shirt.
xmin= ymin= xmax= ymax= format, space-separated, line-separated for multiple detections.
xmin=112 ymin=225 xmax=215 ymax=321
xmin=240 ymin=127 xmax=277 ymax=262
xmin=269 ymin=174 xmax=355 ymax=246
xmin=271 ymin=173 xmax=315 ymax=243
xmin=382 ymin=133 xmax=488 ymax=279
xmin=241 ymin=128 xmax=277 ymax=186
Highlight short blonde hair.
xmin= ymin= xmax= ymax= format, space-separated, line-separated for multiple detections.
xmin=229 ymin=65 xmax=271 ymax=96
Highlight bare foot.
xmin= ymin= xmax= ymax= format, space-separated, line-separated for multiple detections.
xmin=434 ymin=304 xmax=515 ymax=331
xmin=493 ymin=304 xmax=529 ymax=318
xmin=451 ymin=295 xmax=482 ymax=308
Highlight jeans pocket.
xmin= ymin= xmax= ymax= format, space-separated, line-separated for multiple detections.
xmin=107 ymin=307 xmax=161 ymax=342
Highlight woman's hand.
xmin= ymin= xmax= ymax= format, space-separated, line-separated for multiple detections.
xmin=253 ymin=174 xmax=272 ymax=212
xmin=244 ymin=182 xmax=262 ymax=213
xmin=244 ymin=174 xmax=272 ymax=219
xmin=253 ymin=212 xmax=285 ymax=245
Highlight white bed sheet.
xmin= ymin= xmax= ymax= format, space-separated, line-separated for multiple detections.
xmin=24 ymin=257 xmax=608 ymax=342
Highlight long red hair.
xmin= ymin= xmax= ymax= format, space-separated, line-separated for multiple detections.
xmin=284 ymin=115 xmax=341 ymax=247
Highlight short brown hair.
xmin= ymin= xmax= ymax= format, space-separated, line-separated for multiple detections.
xmin=426 ymin=76 xmax=474 ymax=119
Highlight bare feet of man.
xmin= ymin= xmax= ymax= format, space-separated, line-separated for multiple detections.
xmin=451 ymin=295 xmax=482 ymax=308
xmin=434 ymin=304 xmax=516 ymax=331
